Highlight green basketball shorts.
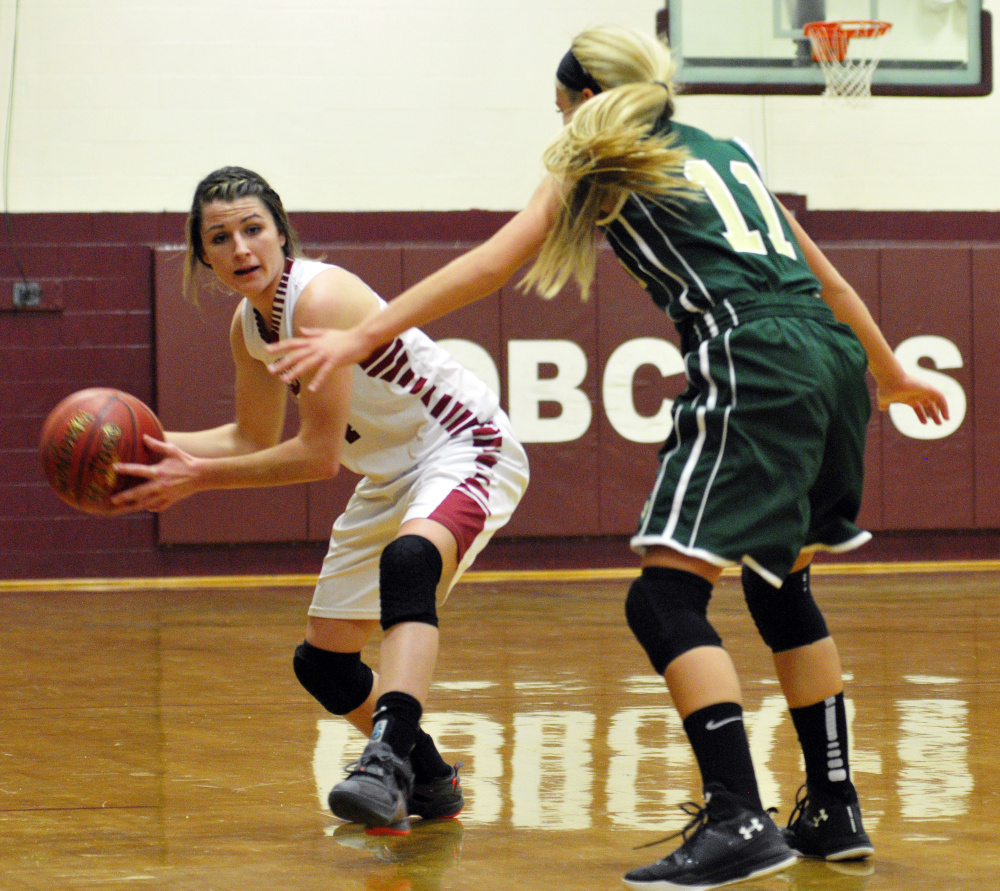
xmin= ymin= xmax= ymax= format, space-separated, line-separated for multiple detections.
xmin=631 ymin=313 xmax=872 ymax=586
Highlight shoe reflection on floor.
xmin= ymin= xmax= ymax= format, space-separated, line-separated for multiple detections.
xmin=332 ymin=818 xmax=465 ymax=891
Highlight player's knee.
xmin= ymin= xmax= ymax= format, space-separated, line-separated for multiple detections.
xmin=742 ymin=566 xmax=829 ymax=653
xmin=625 ymin=567 xmax=722 ymax=675
xmin=293 ymin=641 xmax=374 ymax=715
xmin=379 ymin=534 xmax=443 ymax=631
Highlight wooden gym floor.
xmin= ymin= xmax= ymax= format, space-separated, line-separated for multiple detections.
xmin=1 ymin=561 xmax=998 ymax=890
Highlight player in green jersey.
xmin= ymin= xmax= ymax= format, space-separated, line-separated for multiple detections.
xmin=267 ymin=24 xmax=949 ymax=891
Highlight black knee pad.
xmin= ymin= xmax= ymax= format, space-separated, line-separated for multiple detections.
xmin=625 ymin=567 xmax=722 ymax=675
xmin=293 ymin=641 xmax=374 ymax=715
xmin=742 ymin=565 xmax=829 ymax=653
xmin=379 ymin=534 xmax=443 ymax=631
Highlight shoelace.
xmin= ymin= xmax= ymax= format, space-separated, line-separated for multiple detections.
xmin=785 ymin=784 xmax=810 ymax=830
xmin=344 ymin=756 xmax=464 ymax=784
xmin=634 ymin=799 xmax=782 ymax=852
xmin=633 ymin=799 xmax=709 ymax=851
xmin=343 ymin=748 xmax=394 ymax=777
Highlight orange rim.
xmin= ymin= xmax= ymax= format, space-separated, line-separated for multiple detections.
xmin=804 ymin=20 xmax=891 ymax=63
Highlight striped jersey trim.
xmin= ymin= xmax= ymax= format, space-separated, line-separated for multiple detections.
xmin=360 ymin=338 xmax=490 ymax=442
xmin=270 ymin=257 xmax=293 ymax=334
xmin=454 ymin=421 xmax=505 ymax=515
xmin=252 ymin=258 xmax=298 ymax=395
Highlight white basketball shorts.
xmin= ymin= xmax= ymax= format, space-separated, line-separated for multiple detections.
xmin=308 ymin=412 xmax=528 ymax=620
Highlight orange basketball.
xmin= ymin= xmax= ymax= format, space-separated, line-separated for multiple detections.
xmin=39 ymin=388 xmax=165 ymax=515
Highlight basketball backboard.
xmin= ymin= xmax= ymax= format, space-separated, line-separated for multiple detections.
xmin=657 ymin=0 xmax=991 ymax=96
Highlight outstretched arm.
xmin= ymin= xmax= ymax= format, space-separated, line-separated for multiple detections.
xmin=780 ymin=203 xmax=949 ymax=425
xmin=267 ymin=176 xmax=562 ymax=390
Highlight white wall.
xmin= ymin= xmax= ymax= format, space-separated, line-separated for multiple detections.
xmin=0 ymin=0 xmax=996 ymax=213
xmin=679 ymin=1 xmax=1000 ymax=211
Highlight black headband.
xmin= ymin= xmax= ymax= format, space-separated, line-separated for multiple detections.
xmin=557 ymin=49 xmax=603 ymax=94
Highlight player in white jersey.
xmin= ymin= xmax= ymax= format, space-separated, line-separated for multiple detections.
xmin=112 ymin=167 xmax=529 ymax=836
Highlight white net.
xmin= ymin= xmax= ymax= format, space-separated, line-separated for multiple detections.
xmin=804 ymin=21 xmax=892 ymax=104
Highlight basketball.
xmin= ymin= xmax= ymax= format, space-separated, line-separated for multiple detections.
xmin=39 ymin=388 xmax=165 ymax=515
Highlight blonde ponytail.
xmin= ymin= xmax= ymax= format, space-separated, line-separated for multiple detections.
xmin=521 ymin=82 xmax=701 ymax=300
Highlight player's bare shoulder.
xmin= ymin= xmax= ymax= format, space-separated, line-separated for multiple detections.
xmin=294 ymin=265 xmax=381 ymax=333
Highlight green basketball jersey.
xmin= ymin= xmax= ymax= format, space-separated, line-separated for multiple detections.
xmin=601 ymin=121 xmax=822 ymax=329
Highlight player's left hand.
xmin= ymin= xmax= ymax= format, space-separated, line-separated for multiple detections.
xmin=266 ymin=326 xmax=367 ymax=392
xmin=111 ymin=436 xmax=201 ymax=512
xmin=876 ymin=373 xmax=950 ymax=424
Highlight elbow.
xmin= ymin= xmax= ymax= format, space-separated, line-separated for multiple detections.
xmin=298 ymin=431 xmax=343 ymax=480
xmin=311 ymin=453 xmax=340 ymax=480
xmin=309 ymin=446 xmax=341 ymax=481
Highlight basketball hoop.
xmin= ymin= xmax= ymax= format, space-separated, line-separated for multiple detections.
xmin=803 ymin=20 xmax=892 ymax=103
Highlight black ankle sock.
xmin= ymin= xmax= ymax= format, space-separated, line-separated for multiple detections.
xmin=683 ymin=702 xmax=762 ymax=810
xmin=790 ymin=692 xmax=856 ymax=802
xmin=409 ymin=727 xmax=451 ymax=782
xmin=371 ymin=691 xmax=422 ymax=760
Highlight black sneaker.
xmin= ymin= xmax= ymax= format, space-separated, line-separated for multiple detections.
xmin=783 ymin=785 xmax=873 ymax=861
xmin=328 ymin=741 xmax=415 ymax=836
xmin=408 ymin=762 xmax=464 ymax=820
xmin=623 ymin=784 xmax=798 ymax=890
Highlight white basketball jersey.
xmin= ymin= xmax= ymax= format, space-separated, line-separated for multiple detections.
xmin=239 ymin=258 xmax=502 ymax=481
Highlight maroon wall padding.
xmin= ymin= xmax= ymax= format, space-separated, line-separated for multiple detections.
xmin=502 ymin=265 xmax=603 ymax=537
xmin=880 ymin=247 xmax=975 ymax=529
xmin=1 ymin=207 xmax=996 ymax=580
xmin=407 ymin=247 xmax=505 ymax=361
xmin=973 ymin=248 xmax=1000 ymax=528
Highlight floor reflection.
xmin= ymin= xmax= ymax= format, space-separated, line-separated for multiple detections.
xmin=332 ymin=820 xmax=465 ymax=891
xmin=1 ymin=566 xmax=999 ymax=889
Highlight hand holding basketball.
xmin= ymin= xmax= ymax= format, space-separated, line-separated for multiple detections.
xmin=39 ymin=388 xmax=165 ymax=516
xmin=110 ymin=435 xmax=199 ymax=513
